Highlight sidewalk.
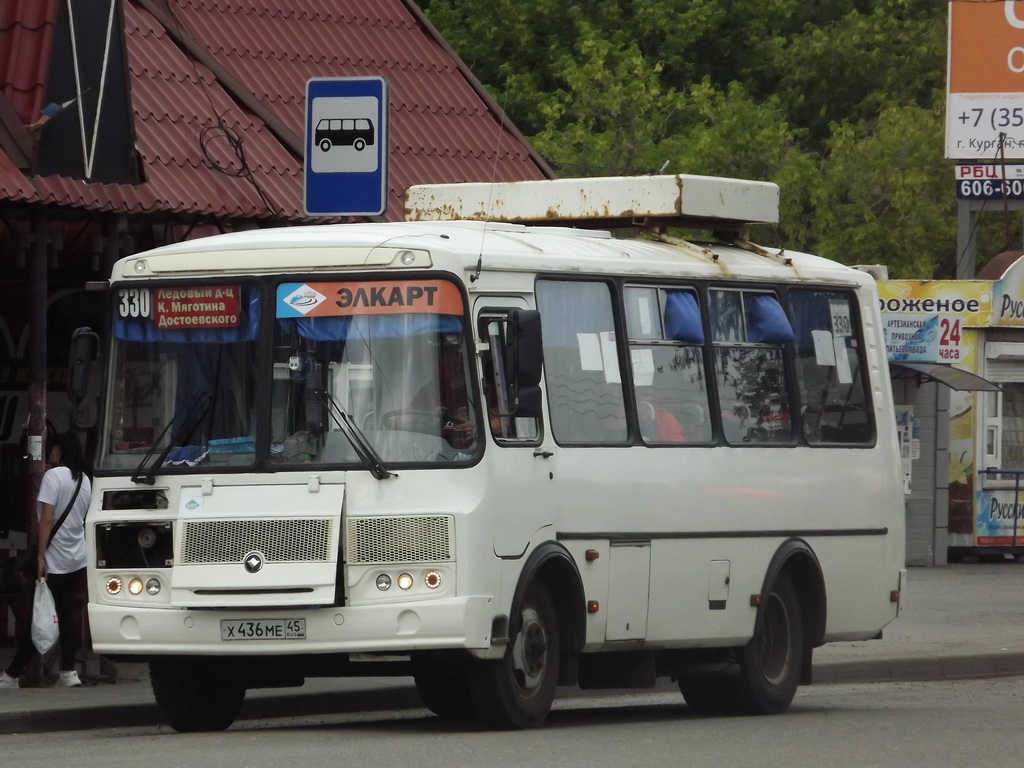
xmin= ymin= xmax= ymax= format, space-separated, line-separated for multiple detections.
xmin=2 ymin=563 xmax=1023 ymax=733
xmin=812 ymin=562 xmax=1024 ymax=683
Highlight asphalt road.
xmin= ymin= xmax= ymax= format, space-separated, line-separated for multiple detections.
xmin=3 ymin=677 xmax=1024 ymax=768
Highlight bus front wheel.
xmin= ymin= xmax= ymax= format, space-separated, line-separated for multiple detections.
xmin=412 ymin=657 xmax=474 ymax=720
xmin=150 ymin=658 xmax=246 ymax=732
xmin=354 ymin=138 xmax=366 ymax=151
xmin=468 ymin=582 xmax=559 ymax=729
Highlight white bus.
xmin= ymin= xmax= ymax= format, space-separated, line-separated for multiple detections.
xmin=77 ymin=174 xmax=906 ymax=732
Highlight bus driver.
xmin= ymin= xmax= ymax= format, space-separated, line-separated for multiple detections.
xmin=411 ymin=344 xmax=474 ymax=449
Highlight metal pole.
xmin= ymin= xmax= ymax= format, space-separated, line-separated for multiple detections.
xmin=1015 ymin=469 xmax=1021 ymax=549
xmin=26 ymin=207 xmax=48 ymax=537
xmin=24 ymin=207 xmax=47 ymax=686
xmin=956 ymin=199 xmax=977 ymax=279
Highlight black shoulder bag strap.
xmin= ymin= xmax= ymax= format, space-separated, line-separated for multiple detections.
xmin=45 ymin=473 xmax=84 ymax=549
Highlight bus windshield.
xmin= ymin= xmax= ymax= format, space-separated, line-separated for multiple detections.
xmin=99 ymin=278 xmax=481 ymax=472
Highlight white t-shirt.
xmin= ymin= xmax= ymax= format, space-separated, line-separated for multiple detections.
xmin=37 ymin=466 xmax=92 ymax=574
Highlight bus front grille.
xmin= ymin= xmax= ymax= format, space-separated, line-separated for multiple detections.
xmin=180 ymin=518 xmax=334 ymax=564
xmin=346 ymin=515 xmax=453 ymax=564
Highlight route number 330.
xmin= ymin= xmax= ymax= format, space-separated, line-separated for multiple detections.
xmin=118 ymin=288 xmax=152 ymax=319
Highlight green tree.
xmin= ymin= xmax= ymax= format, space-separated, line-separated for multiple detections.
xmin=656 ymin=79 xmax=819 ymax=247
xmin=420 ymin=0 xmax=996 ymax=278
xmin=420 ymin=0 xmax=588 ymax=136
xmin=770 ymin=2 xmax=947 ymax=151
xmin=812 ymin=103 xmax=954 ymax=277
xmin=529 ymin=19 xmax=687 ymax=176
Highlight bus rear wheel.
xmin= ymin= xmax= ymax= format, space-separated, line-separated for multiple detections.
xmin=150 ymin=658 xmax=246 ymax=732
xmin=678 ymin=673 xmax=734 ymax=715
xmin=468 ymin=582 xmax=559 ymax=729
xmin=736 ymin=572 xmax=803 ymax=714
xmin=680 ymin=573 xmax=803 ymax=716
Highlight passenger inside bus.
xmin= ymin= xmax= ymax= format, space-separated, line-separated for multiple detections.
xmin=587 ymin=389 xmax=684 ymax=444
xmin=637 ymin=399 xmax=685 ymax=443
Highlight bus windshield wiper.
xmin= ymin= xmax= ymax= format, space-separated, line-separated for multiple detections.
xmin=131 ymin=391 xmax=213 ymax=485
xmin=319 ymin=389 xmax=395 ymax=480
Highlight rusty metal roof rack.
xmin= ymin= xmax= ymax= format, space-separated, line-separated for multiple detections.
xmin=404 ymin=174 xmax=779 ymax=235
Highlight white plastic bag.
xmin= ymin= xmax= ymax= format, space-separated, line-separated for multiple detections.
xmin=31 ymin=579 xmax=59 ymax=655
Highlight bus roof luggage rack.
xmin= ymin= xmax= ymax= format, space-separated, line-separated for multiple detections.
xmin=404 ymin=174 xmax=779 ymax=232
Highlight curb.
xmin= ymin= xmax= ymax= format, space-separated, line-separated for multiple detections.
xmin=812 ymin=652 xmax=1024 ymax=686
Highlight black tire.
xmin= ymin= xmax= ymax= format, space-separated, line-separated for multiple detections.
xmin=734 ymin=572 xmax=803 ymax=714
xmin=354 ymin=138 xmax=366 ymax=151
xmin=150 ymin=658 xmax=246 ymax=733
xmin=319 ymin=138 xmax=331 ymax=152
xmin=467 ymin=582 xmax=559 ymax=729
xmin=413 ymin=659 xmax=474 ymax=720
xmin=678 ymin=674 xmax=735 ymax=716
xmin=679 ymin=573 xmax=802 ymax=716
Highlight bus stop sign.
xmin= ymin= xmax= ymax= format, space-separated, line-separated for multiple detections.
xmin=304 ymin=76 xmax=389 ymax=217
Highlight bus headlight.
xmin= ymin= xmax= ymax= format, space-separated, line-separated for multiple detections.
xmin=397 ymin=572 xmax=414 ymax=590
xmin=424 ymin=570 xmax=442 ymax=589
xmin=145 ymin=578 xmax=161 ymax=595
xmin=375 ymin=573 xmax=392 ymax=591
xmin=128 ymin=578 xmax=144 ymax=595
xmin=105 ymin=577 xmax=123 ymax=595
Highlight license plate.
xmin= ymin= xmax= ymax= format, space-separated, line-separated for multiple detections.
xmin=220 ymin=619 xmax=306 ymax=640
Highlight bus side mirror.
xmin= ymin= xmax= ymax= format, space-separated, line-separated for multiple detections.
xmin=68 ymin=327 xmax=101 ymax=428
xmin=509 ymin=310 xmax=543 ymax=417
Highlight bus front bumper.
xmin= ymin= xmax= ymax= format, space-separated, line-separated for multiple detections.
xmin=87 ymin=595 xmax=499 ymax=658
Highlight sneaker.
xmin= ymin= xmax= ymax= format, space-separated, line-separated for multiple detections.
xmin=56 ymin=670 xmax=81 ymax=688
xmin=0 ymin=671 xmax=19 ymax=689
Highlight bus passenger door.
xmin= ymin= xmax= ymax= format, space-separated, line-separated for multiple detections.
xmin=476 ymin=298 xmax=554 ymax=558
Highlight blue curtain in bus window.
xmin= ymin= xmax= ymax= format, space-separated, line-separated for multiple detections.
xmin=289 ymin=313 xmax=462 ymax=341
xmin=788 ymin=292 xmax=831 ymax=351
xmin=664 ymin=290 xmax=704 ymax=343
xmin=114 ymin=286 xmax=260 ymax=343
xmin=745 ymin=294 xmax=794 ymax=344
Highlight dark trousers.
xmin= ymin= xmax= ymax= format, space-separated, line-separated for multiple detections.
xmin=4 ymin=568 xmax=85 ymax=677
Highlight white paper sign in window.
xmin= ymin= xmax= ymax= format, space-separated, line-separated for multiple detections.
xmin=631 ymin=348 xmax=655 ymax=386
xmin=829 ymin=299 xmax=853 ymax=337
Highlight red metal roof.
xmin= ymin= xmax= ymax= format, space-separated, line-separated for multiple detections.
xmin=0 ymin=0 xmax=54 ymax=123
xmin=0 ymin=0 xmax=552 ymax=222
xmin=0 ymin=141 xmax=36 ymax=201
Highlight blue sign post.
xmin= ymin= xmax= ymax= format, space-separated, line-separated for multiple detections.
xmin=304 ymin=76 xmax=389 ymax=217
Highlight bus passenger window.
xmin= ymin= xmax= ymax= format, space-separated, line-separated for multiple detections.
xmin=711 ymin=289 xmax=794 ymax=445
xmin=537 ymin=280 xmax=627 ymax=444
xmin=789 ymin=290 xmax=873 ymax=444
xmin=624 ymin=286 xmax=712 ymax=444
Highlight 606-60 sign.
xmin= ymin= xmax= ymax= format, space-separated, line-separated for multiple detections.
xmin=957 ymin=178 xmax=1024 ymax=200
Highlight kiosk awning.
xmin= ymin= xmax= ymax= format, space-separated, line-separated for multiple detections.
xmin=889 ymin=362 xmax=1001 ymax=391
